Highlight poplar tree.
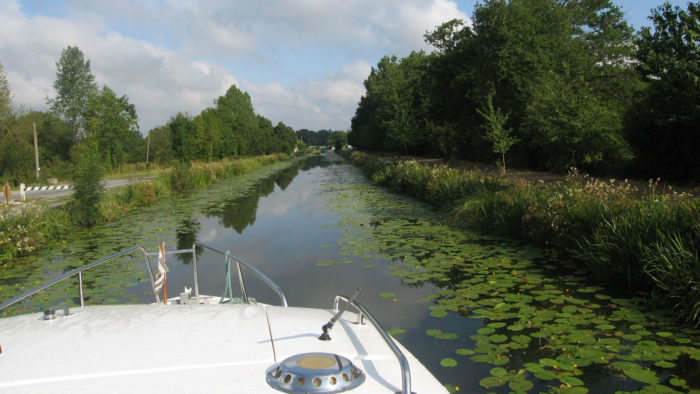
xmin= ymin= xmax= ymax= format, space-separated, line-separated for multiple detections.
xmin=47 ymin=46 xmax=97 ymax=140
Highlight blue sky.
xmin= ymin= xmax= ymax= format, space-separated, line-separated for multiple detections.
xmin=0 ymin=0 xmax=692 ymax=133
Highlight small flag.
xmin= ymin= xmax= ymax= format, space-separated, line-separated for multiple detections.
xmin=153 ymin=242 xmax=169 ymax=302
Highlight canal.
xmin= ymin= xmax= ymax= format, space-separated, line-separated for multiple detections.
xmin=1 ymin=153 xmax=699 ymax=392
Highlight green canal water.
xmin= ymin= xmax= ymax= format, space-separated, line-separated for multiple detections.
xmin=1 ymin=153 xmax=699 ymax=393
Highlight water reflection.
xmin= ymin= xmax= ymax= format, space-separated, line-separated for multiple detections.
xmin=175 ymin=218 xmax=201 ymax=264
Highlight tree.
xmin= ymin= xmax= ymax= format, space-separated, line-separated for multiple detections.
xmin=169 ymin=113 xmax=196 ymax=162
xmin=627 ymin=2 xmax=700 ymax=181
xmin=0 ymin=61 xmax=11 ymax=123
xmin=47 ymin=46 xmax=97 ymax=140
xmin=83 ymin=86 xmax=140 ymax=169
xmin=71 ymin=140 xmax=104 ymax=227
xmin=273 ymin=121 xmax=297 ymax=153
xmin=147 ymin=125 xmax=174 ymax=164
xmin=478 ymin=96 xmax=518 ymax=174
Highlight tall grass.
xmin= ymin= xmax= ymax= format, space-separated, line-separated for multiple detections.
xmin=347 ymin=151 xmax=700 ymax=326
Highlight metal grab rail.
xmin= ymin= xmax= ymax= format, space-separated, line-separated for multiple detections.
xmin=0 ymin=246 xmax=152 ymax=312
xmin=195 ymin=242 xmax=288 ymax=307
xmin=333 ymin=295 xmax=412 ymax=394
xmin=0 ymin=242 xmax=288 ymax=312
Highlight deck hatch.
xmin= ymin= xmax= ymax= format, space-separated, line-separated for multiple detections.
xmin=266 ymin=352 xmax=365 ymax=393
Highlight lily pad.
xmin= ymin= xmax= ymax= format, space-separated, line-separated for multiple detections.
xmin=623 ymin=369 xmax=659 ymax=385
xmin=508 ymin=379 xmax=533 ymax=392
xmin=380 ymin=292 xmax=396 ymax=298
xmin=560 ymin=376 xmax=584 ymax=386
xmin=387 ymin=328 xmax=406 ymax=336
xmin=440 ymin=358 xmax=458 ymax=367
xmin=479 ymin=376 xmax=506 ymax=388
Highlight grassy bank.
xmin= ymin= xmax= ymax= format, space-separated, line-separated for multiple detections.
xmin=347 ymin=151 xmax=700 ymax=326
xmin=0 ymin=153 xmax=300 ymax=265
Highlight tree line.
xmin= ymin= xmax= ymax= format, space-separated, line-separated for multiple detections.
xmin=349 ymin=0 xmax=699 ymax=182
xmin=0 ymin=46 xmax=308 ymax=184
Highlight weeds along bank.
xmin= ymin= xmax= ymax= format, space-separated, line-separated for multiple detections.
xmin=0 ymin=153 xmax=299 ymax=266
xmin=346 ymin=151 xmax=700 ymax=327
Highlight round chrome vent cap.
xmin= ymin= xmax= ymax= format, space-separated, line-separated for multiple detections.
xmin=266 ymin=352 xmax=365 ymax=393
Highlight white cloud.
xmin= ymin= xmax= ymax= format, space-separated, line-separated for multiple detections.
xmin=1 ymin=0 xmax=468 ymax=132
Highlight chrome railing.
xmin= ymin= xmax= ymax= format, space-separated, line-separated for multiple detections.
xmin=0 ymin=242 xmax=287 ymax=312
xmin=333 ymin=295 xmax=412 ymax=394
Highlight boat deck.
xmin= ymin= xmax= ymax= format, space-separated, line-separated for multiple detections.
xmin=0 ymin=303 xmax=446 ymax=393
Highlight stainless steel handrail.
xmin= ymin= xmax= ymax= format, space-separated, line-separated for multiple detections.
xmin=0 ymin=246 xmax=150 ymax=311
xmin=0 ymin=242 xmax=288 ymax=312
xmin=333 ymin=294 xmax=412 ymax=394
xmin=195 ymin=242 xmax=288 ymax=307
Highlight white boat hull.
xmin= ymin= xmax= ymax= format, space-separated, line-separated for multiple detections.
xmin=0 ymin=302 xmax=447 ymax=393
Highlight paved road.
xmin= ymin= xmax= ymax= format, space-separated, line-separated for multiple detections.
xmin=4 ymin=178 xmax=153 ymax=203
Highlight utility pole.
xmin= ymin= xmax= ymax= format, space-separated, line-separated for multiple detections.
xmin=146 ymin=134 xmax=150 ymax=164
xmin=33 ymin=122 xmax=40 ymax=181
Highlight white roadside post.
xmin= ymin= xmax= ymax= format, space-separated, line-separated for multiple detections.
xmin=19 ymin=183 xmax=25 ymax=202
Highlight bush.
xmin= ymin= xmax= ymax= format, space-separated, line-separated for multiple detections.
xmin=70 ymin=141 xmax=105 ymax=226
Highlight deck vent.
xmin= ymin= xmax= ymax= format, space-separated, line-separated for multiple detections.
xmin=266 ymin=352 xmax=365 ymax=393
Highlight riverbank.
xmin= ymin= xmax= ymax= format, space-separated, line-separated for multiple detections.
xmin=345 ymin=151 xmax=700 ymax=327
xmin=0 ymin=153 xmax=304 ymax=266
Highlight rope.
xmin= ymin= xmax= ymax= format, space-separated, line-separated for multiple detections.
xmin=220 ymin=251 xmax=234 ymax=303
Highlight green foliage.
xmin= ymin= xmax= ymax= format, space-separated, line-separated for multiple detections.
xmin=165 ymin=160 xmax=196 ymax=194
xmin=70 ymin=141 xmax=105 ymax=226
xmin=351 ymin=0 xmax=644 ymax=177
xmin=0 ymin=61 xmax=11 ymax=122
xmin=477 ymin=97 xmax=518 ymax=173
xmin=83 ymin=86 xmax=141 ymax=170
xmin=147 ymin=125 xmax=174 ymax=164
xmin=627 ymin=2 xmax=700 ymax=182
xmin=47 ymin=46 xmax=97 ymax=138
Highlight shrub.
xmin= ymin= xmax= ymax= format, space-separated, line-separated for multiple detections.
xmin=70 ymin=141 xmax=105 ymax=226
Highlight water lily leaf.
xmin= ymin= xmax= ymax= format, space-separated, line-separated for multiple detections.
xmin=487 ymin=322 xmax=507 ymax=329
xmin=623 ymin=369 xmax=659 ymax=385
xmin=426 ymin=329 xmax=441 ymax=337
xmin=512 ymin=335 xmax=532 ymax=344
xmin=539 ymin=358 xmax=558 ymax=367
xmin=507 ymin=323 xmax=525 ymax=331
xmin=380 ymin=292 xmax=396 ymax=298
xmin=479 ymin=375 xmax=506 ymax=388
xmin=560 ymin=376 xmax=584 ymax=386
xmin=523 ymin=363 xmax=545 ymax=374
xmin=489 ymin=367 xmax=507 ymax=377
xmin=478 ymin=327 xmax=496 ymax=335
xmin=435 ymin=332 xmax=459 ymax=340
xmin=440 ymin=358 xmax=457 ymax=367
xmin=562 ymin=305 xmax=577 ymax=313
xmin=534 ymin=371 xmax=557 ymax=381
xmin=387 ymin=328 xmax=405 ymax=336
xmin=654 ymin=360 xmax=675 ymax=368
xmin=489 ymin=334 xmax=508 ymax=343
xmin=455 ymin=348 xmax=475 ymax=355
xmin=669 ymin=378 xmax=686 ymax=387
xmin=656 ymin=331 xmax=673 ymax=338
xmin=508 ymin=379 xmax=533 ymax=392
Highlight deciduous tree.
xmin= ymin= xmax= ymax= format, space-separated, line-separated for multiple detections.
xmin=47 ymin=46 xmax=97 ymax=139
